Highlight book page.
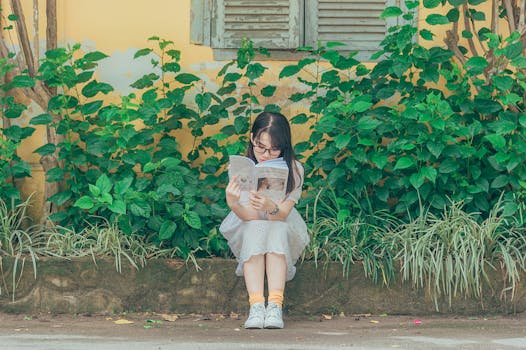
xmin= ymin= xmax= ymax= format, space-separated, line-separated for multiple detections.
xmin=228 ymin=155 xmax=289 ymax=202
xmin=228 ymin=155 xmax=256 ymax=192
xmin=255 ymin=166 xmax=289 ymax=202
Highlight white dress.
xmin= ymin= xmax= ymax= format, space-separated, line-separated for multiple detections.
xmin=219 ymin=160 xmax=309 ymax=281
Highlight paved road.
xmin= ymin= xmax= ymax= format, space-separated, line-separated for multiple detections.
xmin=1 ymin=312 xmax=525 ymax=349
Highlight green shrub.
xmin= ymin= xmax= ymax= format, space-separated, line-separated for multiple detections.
xmin=284 ymin=3 xmax=526 ymax=224
xmin=0 ymin=56 xmax=34 ymax=203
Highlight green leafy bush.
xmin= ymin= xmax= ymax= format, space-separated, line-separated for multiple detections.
xmin=0 ymin=56 xmax=34 ymax=203
xmin=283 ymin=3 xmax=526 ymax=223
xmin=22 ymin=38 xmax=278 ymax=258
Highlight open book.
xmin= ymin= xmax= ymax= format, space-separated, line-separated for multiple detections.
xmin=228 ymin=155 xmax=289 ymax=202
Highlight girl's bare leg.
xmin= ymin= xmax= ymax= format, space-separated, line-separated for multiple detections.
xmin=243 ymin=254 xmax=265 ymax=295
xmin=266 ymin=253 xmax=286 ymax=291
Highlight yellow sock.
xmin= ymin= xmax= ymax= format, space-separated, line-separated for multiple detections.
xmin=248 ymin=292 xmax=265 ymax=306
xmin=268 ymin=290 xmax=284 ymax=308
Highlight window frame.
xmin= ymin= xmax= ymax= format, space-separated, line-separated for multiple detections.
xmin=190 ymin=0 xmax=413 ymax=61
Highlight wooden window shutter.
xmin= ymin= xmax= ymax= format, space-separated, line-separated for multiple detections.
xmin=190 ymin=0 xmax=212 ymax=45
xmin=211 ymin=0 xmax=301 ymax=49
xmin=305 ymin=0 xmax=399 ymax=55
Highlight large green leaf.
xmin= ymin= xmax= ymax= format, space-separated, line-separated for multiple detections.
xmin=465 ymin=56 xmax=488 ymax=74
xmin=29 ymin=113 xmax=53 ymax=125
xmin=492 ymin=76 xmax=514 ymax=91
xmin=505 ymin=42 xmax=523 ymax=60
xmin=380 ymin=6 xmax=402 ymax=18
xmin=74 ymin=196 xmax=94 ymax=210
xmin=108 ymin=200 xmax=127 ymax=215
xmin=159 ymin=220 xmax=177 ymax=240
xmin=84 ymin=51 xmax=109 ymax=61
xmin=81 ymin=80 xmax=114 ymax=97
xmin=490 ymin=175 xmax=508 ymax=188
xmin=279 ymin=65 xmax=301 ymax=79
xmin=426 ymin=14 xmax=450 ymax=25
xmin=3 ymin=126 xmax=34 ymax=141
xmin=134 ymin=48 xmax=152 ymax=59
xmin=410 ymin=172 xmax=425 ymax=189
xmin=427 ymin=141 xmax=445 ymax=158
xmin=130 ymin=201 xmax=151 ymax=218
xmin=184 ymin=211 xmax=202 ymax=229
xmin=34 ymin=143 xmax=56 ymax=156
xmin=423 ymin=0 xmax=441 ymax=8
xmin=114 ymin=177 xmax=134 ymax=196
xmin=484 ymin=134 xmax=506 ymax=149
xmin=246 ymin=63 xmax=266 ymax=80
xmin=357 ymin=116 xmax=381 ymax=130
xmin=81 ymin=100 xmax=103 ymax=115
xmin=371 ymin=154 xmax=388 ymax=169
xmin=10 ymin=162 xmax=31 ymax=178
xmin=421 ymin=166 xmax=438 ymax=183
xmin=49 ymin=190 xmax=72 ymax=206
xmin=195 ymin=93 xmax=212 ymax=113
xmin=439 ymin=159 xmax=459 ymax=173
xmin=10 ymin=75 xmax=35 ymax=88
xmin=334 ymin=134 xmax=351 ymax=149
xmin=261 ymin=85 xmax=276 ymax=97
xmin=96 ymin=174 xmax=113 ymax=194
xmin=175 ymin=73 xmax=200 ymax=84
xmin=394 ymin=157 xmax=415 ymax=170
xmin=420 ymin=29 xmax=434 ymax=40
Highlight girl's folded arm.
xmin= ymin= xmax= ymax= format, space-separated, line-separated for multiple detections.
xmin=229 ymin=202 xmax=261 ymax=221
xmin=267 ymin=199 xmax=295 ymax=222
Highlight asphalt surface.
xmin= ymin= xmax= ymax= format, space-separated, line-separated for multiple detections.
xmin=0 ymin=312 xmax=525 ymax=349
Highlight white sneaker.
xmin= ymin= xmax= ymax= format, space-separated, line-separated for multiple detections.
xmin=244 ymin=302 xmax=265 ymax=329
xmin=264 ymin=302 xmax=284 ymax=329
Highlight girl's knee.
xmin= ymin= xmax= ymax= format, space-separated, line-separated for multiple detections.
xmin=246 ymin=254 xmax=264 ymax=263
xmin=266 ymin=252 xmax=286 ymax=260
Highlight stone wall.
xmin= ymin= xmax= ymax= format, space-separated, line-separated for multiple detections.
xmin=1 ymin=257 xmax=525 ymax=315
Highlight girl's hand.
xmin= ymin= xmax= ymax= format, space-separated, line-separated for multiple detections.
xmin=249 ymin=191 xmax=276 ymax=212
xmin=225 ymin=176 xmax=241 ymax=207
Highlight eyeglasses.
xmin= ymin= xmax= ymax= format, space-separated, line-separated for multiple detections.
xmin=252 ymin=142 xmax=281 ymax=156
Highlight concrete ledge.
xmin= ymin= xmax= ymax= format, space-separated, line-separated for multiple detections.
xmin=0 ymin=257 xmax=524 ymax=315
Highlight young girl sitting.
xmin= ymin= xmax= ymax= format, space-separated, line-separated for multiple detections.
xmin=220 ymin=111 xmax=309 ymax=329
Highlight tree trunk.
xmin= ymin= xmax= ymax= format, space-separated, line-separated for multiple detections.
xmin=40 ymin=0 xmax=61 ymax=222
xmin=2 ymin=0 xmax=60 ymax=222
xmin=10 ymin=0 xmax=36 ymax=77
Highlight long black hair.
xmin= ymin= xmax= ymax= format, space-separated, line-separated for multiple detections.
xmin=247 ymin=112 xmax=298 ymax=195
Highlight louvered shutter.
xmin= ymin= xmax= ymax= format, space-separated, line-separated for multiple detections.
xmin=305 ymin=0 xmax=398 ymax=54
xmin=212 ymin=0 xmax=301 ymax=49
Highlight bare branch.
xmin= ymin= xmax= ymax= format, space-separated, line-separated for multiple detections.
xmin=444 ymin=29 xmax=467 ymax=65
xmin=504 ymin=0 xmax=517 ymax=33
xmin=462 ymin=4 xmax=481 ymax=57
xmin=46 ymin=0 xmax=57 ymax=51
xmin=519 ymin=0 xmax=526 ymax=31
xmin=0 ymin=34 xmax=10 ymax=58
xmin=10 ymin=0 xmax=36 ymax=76
xmin=33 ymin=0 xmax=39 ymax=74
xmin=491 ymin=0 xmax=500 ymax=34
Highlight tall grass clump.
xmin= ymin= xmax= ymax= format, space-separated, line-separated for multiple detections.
xmin=304 ymin=187 xmax=397 ymax=284
xmin=385 ymin=200 xmax=526 ymax=310
xmin=39 ymin=218 xmax=202 ymax=272
xmin=39 ymin=220 xmax=149 ymax=272
xmin=0 ymin=196 xmax=43 ymax=300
